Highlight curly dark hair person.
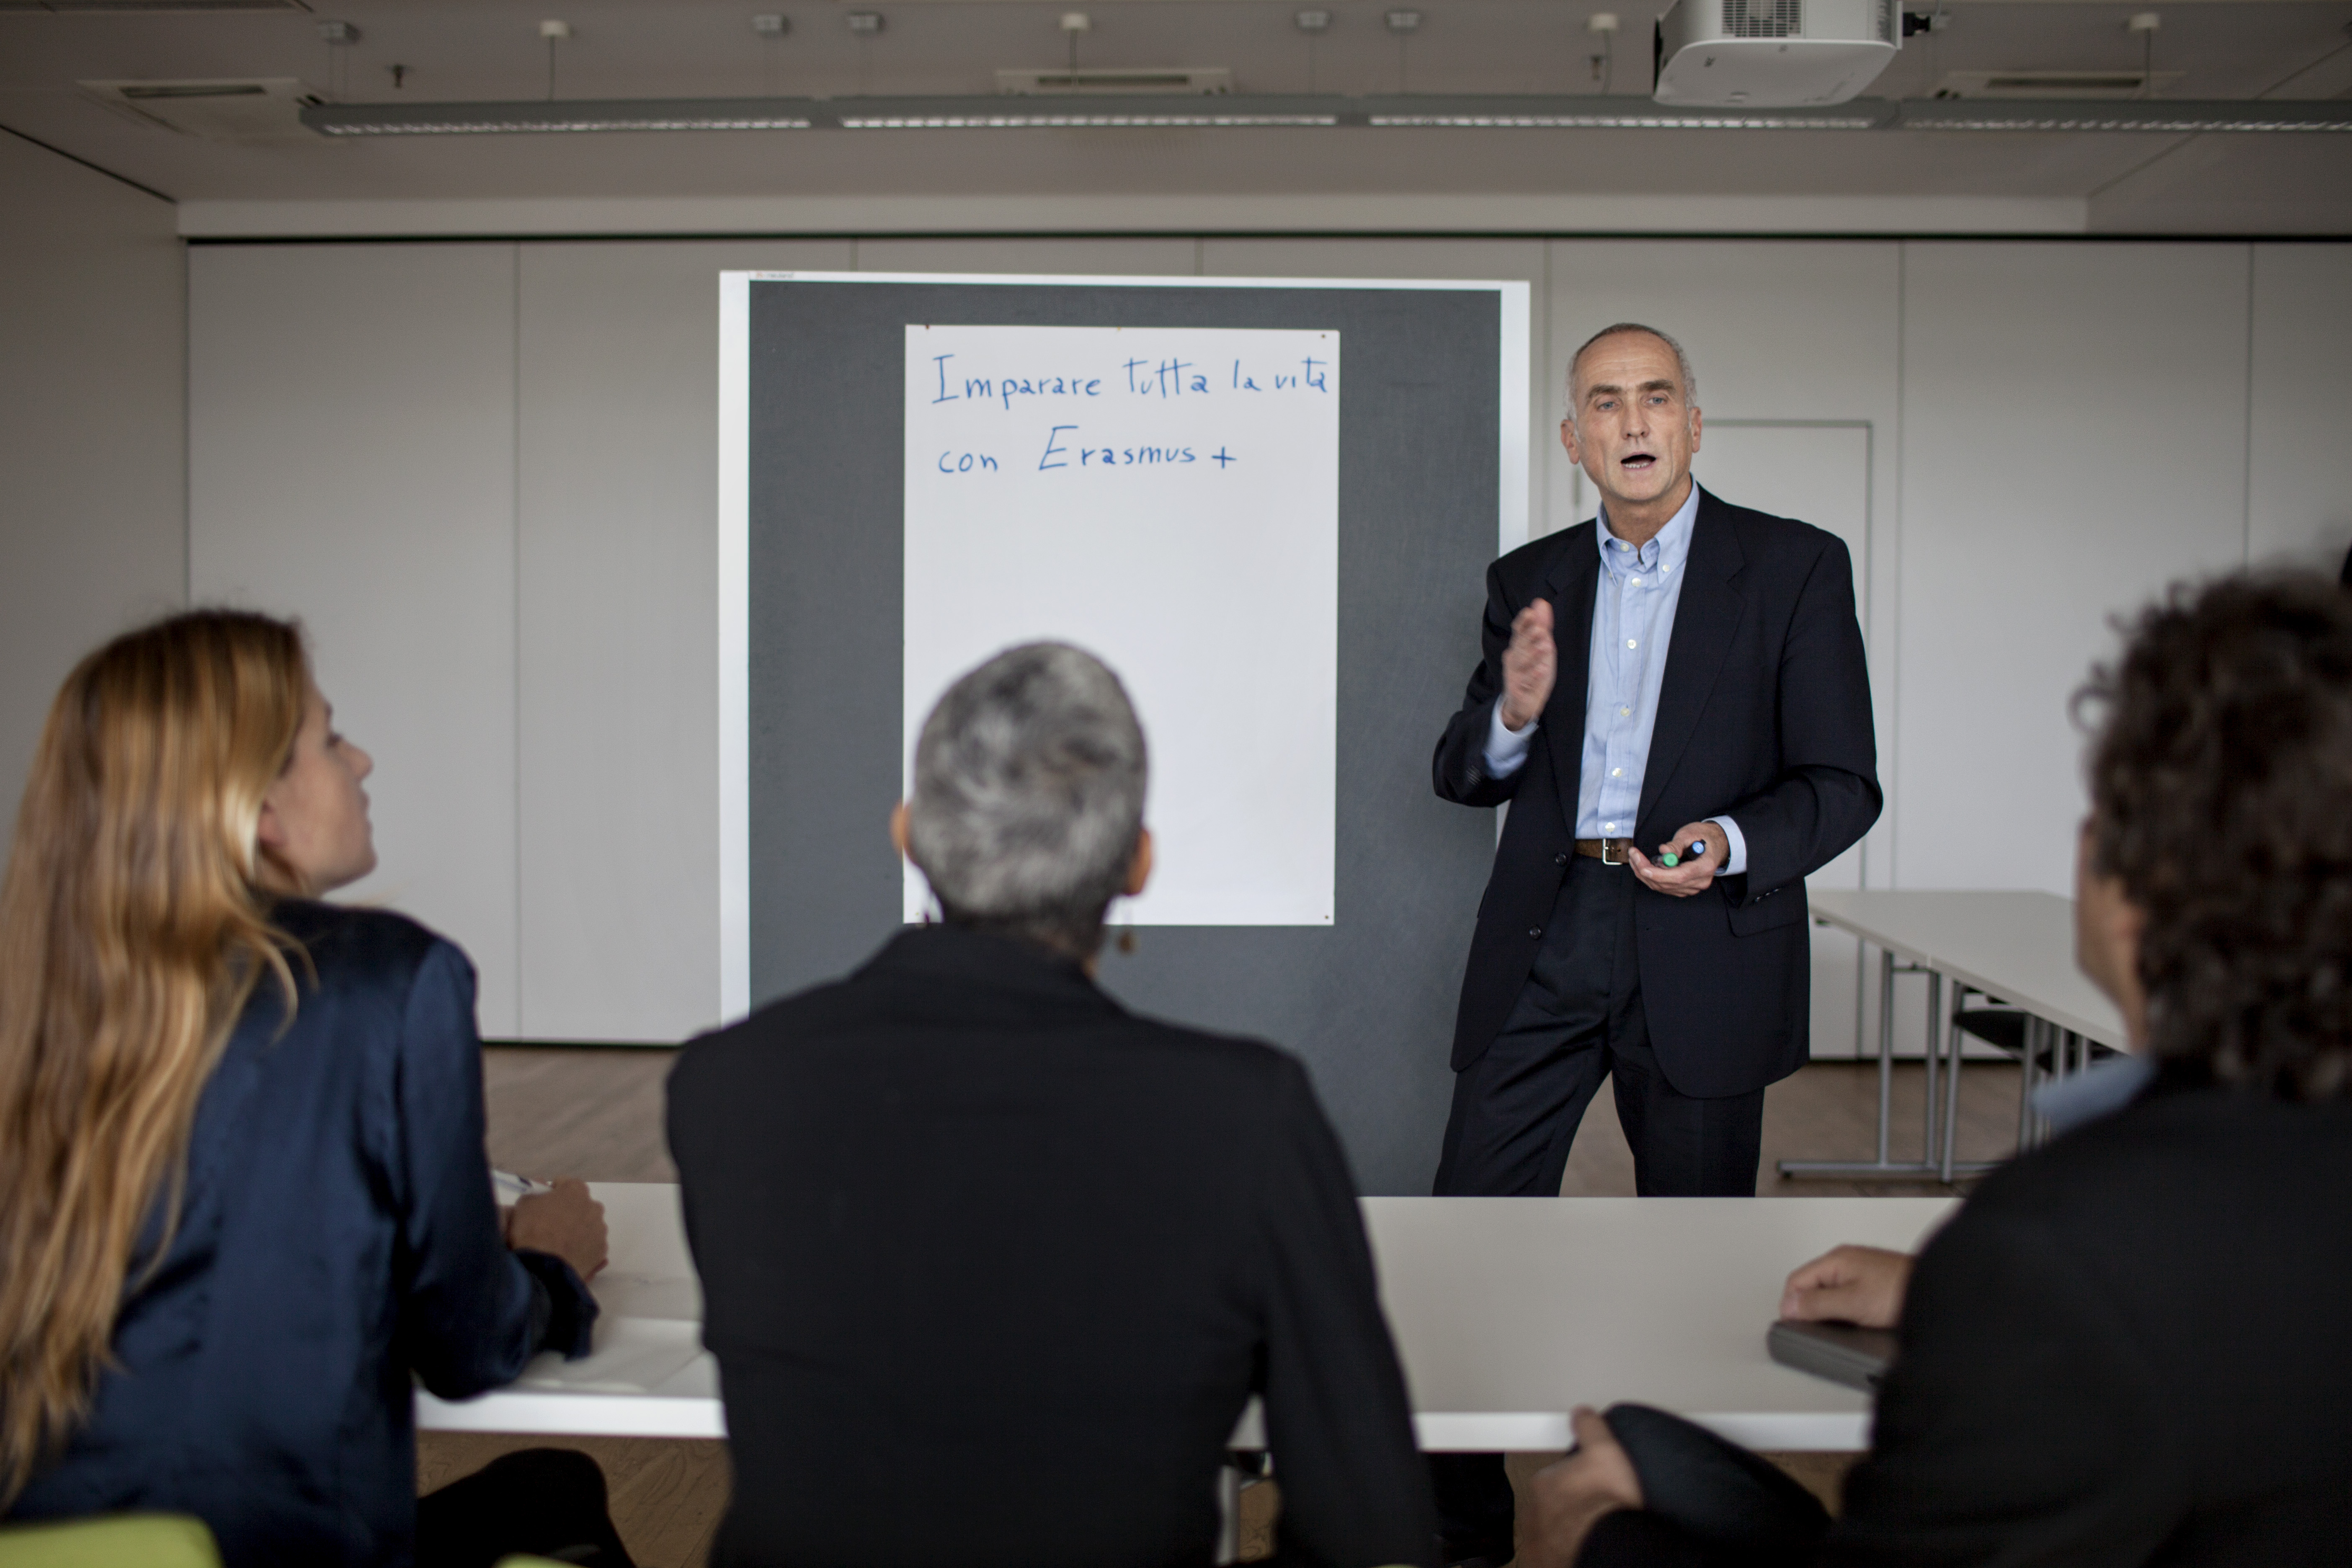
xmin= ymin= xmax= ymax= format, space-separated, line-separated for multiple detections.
xmin=2079 ymin=572 xmax=2352 ymax=1102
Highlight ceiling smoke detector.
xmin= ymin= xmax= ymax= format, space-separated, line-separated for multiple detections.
xmin=78 ymin=77 xmax=322 ymax=142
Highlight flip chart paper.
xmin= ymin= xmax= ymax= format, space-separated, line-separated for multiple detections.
xmin=902 ymin=322 xmax=1339 ymax=926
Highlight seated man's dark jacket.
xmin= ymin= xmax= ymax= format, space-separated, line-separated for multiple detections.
xmin=665 ymin=924 xmax=1435 ymax=1568
xmin=6 ymin=902 xmax=596 ymax=1567
xmin=1588 ymin=1073 xmax=2352 ymax=1567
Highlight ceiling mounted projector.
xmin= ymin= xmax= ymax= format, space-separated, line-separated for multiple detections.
xmin=1653 ymin=0 xmax=1899 ymax=107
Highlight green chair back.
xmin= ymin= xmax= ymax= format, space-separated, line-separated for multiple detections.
xmin=0 ymin=1515 xmax=219 ymax=1568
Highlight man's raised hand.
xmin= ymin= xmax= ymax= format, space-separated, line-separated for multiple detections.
xmin=1500 ymin=598 xmax=1558 ymax=732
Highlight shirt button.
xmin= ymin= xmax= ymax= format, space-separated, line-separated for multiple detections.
xmin=1604 ymin=822 xmax=1615 ymax=830
xmin=1630 ymin=578 xmax=1642 ymax=586
xmin=1626 ymin=639 xmax=1638 ymax=649
xmin=1528 ymin=926 xmax=1543 ymax=939
xmin=1620 ymin=706 xmax=1631 ymax=716
xmin=1610 ymin=768 xmax=1623 ymax=778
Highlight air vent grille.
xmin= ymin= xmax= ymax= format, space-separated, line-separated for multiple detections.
xmin=994 ymin=67 xmax=1233 ymax=96
xmin=1721 ymin=0 xmax=1801 ymax=39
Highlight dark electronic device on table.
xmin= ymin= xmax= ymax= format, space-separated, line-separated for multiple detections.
xmin=1767 ymin=1319 xmax=1896 ymax=1392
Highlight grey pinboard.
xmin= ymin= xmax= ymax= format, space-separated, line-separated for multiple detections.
xmin=746 ymin=277 xmax=1505 ymax=1194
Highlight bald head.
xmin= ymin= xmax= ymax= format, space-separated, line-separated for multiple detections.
xmin=1567 ymin=323 xmax=1697 ymax=419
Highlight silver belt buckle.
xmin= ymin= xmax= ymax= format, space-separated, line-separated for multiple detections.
xmin=1599 ymin=838 xmax=1623 ymax=866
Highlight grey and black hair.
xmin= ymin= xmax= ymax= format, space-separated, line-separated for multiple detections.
xmin=1563 ymin=322 xmax=1699 ymax=421
xmin=906 ymin=642 xmax=1148 ymax=958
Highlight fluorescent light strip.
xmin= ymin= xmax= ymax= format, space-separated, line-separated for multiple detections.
xmin=1370 ymin=113 xmax=1876 ymax=129
xmin=1904 ymin=113 xmax=2352 ymax=133
xmin=314 ymin=116 xmax=811 ymax=133
xmin=840 ymin=113 xmax=1336 ymax=128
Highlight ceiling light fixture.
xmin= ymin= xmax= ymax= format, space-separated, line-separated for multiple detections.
xmin=294 ymin=94 xmax=2352 ymax=138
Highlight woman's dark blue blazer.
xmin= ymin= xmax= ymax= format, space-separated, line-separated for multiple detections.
xmin=6 ymin=901 xmax=594 ymax=1566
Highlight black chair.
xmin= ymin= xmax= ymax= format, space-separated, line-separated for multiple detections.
xmin=1948 ymin=996 xmax=2113 ymax=1166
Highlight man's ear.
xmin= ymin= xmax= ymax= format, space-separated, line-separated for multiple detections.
xmin=1124 ymin=827 xmax=1155 ymax=898
xmin=1688 ymin=404 xmax=1702 ymax=455
xmin=1559 ymin=417 xmax=1581 ymax=467
xmin=890 ymin=801 xmax=912 ymax=861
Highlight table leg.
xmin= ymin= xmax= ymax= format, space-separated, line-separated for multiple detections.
xmin=1940 ymin=983 xmax=1966 ymax=1184
xmin=1779 ymin=948 xmax=1969 ymax=1178
xmin=1921 ymin=970 xmax=1943 ymax=1167
xmin=2015 ymin=1014 xmax=2039 ymax=1153
xmin=1876 ymin=943 xmax=1893 ymax=1166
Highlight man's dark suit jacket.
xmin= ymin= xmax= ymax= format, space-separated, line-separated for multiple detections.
xmin=1824 ymin=1075 xmax=2352 ymax=1565
xmin=1431 ymin=486 xmax=1880 ymax=1096
xmin=1584 ymin=1075 xmax=2352 ymax=1566
xmin=665 ymin=925 xmax=1435 ymax=1568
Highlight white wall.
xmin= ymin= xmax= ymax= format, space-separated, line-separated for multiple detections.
xmin=1894 ymin=244 xmax=2255 ymax=898
xmin=515 ymin=240 xmax=846 ymax=1039
xmin=179 ymin=236 xmax=2352 ymax=1047
xmin=189 ymin=243 xmax=525 ymax=1031
xmin=2248 ymin=245 xmax=2352 ymax=573
xmin=0 ymin=134 xmax=186 ymax=866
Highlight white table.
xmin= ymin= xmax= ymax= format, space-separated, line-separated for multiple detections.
xmin=421 ymin=1184 xmax=1953 ymax=1453
xmin=1794 ymin=890 xmax=2129 ymax=1183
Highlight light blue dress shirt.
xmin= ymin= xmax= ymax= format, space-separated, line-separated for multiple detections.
xmin=1481 ymin=482 xmax=1750 ymax=874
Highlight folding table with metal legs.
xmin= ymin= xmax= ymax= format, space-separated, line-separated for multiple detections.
xmin=1778 ymin=941 xmax=1975 ymax=1180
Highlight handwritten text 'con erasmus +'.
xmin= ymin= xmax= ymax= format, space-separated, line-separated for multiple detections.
xmin=925 ymin=350 xmax=1332 ymax=475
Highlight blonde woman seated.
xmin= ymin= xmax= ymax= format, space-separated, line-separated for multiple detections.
xmin=0 ymin=612 xmax=625 ymax=1568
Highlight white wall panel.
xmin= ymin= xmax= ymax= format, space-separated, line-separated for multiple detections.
xmin=1896 ymin=242 xmax=2251 ymax=899
xmin=2247 ymin=245 xmax=2352 ymax=573
xmin=0 ymin=137 xmax=186 ymax=868
xmin=170 ymin=234 xmax=2347 ymax=1055
xmin=189 ymin=243 xmax=523 ymax=1034
xmin=854 ymin=237 xmax=1199 ymax=276
xmin=516 ymin=239 xmax=850 ymax=1042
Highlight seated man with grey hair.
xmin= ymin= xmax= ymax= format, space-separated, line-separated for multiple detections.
xmin=667 ymin=642 xmax=1435 ymax=1568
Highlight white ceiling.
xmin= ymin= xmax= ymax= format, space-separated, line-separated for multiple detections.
xmin=4 ymin=0 xmax=2349 ymax=230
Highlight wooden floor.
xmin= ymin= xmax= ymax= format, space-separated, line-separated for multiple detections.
xmin=443 ymin=1049 xmax=2024 ymax=1565
xmin=480 ymin=1044 xmax=2027 ymax=1197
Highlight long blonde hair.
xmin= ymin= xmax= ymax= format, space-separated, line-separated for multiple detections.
xmin=0 ymin=611 xmax=310 ymax=1505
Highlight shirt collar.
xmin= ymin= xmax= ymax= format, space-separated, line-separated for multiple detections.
xmin=1596 ymin=480 xmax=1701 ymax=582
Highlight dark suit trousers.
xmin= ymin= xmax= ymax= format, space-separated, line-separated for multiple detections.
xmin=1429 ymin=857 xmax=1768 ymax=1558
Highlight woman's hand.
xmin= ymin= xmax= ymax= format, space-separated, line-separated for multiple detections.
xmin=1519 ymin=1407 xmax=1645 ymax=1568
xmin=1779 ymin=1243 xmax=1913 ymax=1329
xmin=507 ymin=1178 xmax=608 ymax=1282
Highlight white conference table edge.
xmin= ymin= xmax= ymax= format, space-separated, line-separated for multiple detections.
xmin=419 ymin=1186 xmax=1918 ymax=1454
xmin=416 ymin=1395 xmax=1873 ymax=1455
xmin=1807 ymin=890 xmax=2128 ymax=1050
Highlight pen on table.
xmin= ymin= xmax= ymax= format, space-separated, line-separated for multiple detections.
xmin=1658 ymin=840 xmax=1710 ymax=869
xmin=492 ymin=1168 xmax=553 ymax=1202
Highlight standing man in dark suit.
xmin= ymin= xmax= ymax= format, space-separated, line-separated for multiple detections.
xmin=1425 ymin=324 xmax=1880 ymax=1563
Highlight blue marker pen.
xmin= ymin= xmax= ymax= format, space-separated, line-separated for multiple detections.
xmin=1659 ymin=839 xmax=1709 ymax=869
